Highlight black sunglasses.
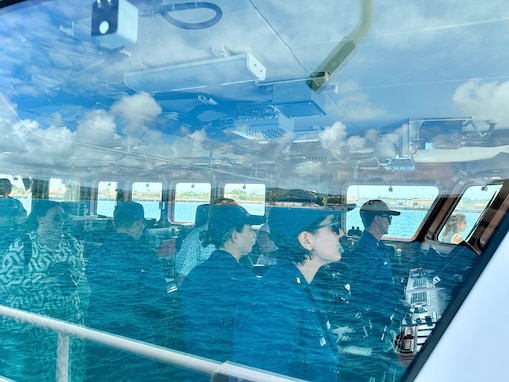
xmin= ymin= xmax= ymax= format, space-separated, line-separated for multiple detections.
xmin=379 ymin=214 xmax=392 ymax=222
xmin=317 ymin=221 xmax=342 ymax=236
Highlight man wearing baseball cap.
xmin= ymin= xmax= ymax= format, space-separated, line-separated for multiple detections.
xmin=86 ymin=202 xmax=170 ymax=380
xmin=346 ymin=199 xmax=404 ymax=381
xmin=180 ymin=203 xmax=264 ymax=378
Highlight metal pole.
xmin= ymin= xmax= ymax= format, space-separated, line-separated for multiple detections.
xmin=0 ymin=305 xmax=302 ymax=382
xmin=56 ymin=332 xmax=69 ymax=382
xmin=307 ymin=0 xmax=374 ymax=90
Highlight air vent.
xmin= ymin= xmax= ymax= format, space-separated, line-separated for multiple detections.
xmin=232 ymin=114 xmax=293 ymax=141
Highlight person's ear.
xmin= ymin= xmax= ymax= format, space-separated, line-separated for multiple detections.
xmin=230 ymin=229 xmax=239 ymax=243
xmin=298 ymin=231 xmax=313 ymax=251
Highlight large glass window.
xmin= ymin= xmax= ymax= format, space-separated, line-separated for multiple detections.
xmin=174 ymin=183 xmax=211 ymax=222
xmin=49 ymin=178 xmax=85 ymax=215
xmin=439 ymin=184 xmax=503 ymax=243
xmin=97 ymin=181 xmax=117 ymax=217
xmin=49 ymin=178 xmax=67 ymax=201
xmin=224 ymin=183 xmax=266 ymax=216
xmin=132 ymin=181 xmax=162 ymax=220
xmin=2 ymin=0 xmax=509 ymax=380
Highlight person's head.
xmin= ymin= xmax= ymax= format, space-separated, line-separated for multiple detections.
xmin=28 ymin=200 xmax=65 ymax=235
xmin=0 ymin=178 xmax=13 ymax=196
xmin=442 ymin=212 xmax=467 ymax=240
xmin=450 ymin=212 xmax=466 ymax=232
xmin=268 ymin=206 xmax=349 ymax=266
xmin=359 ymin=199 xmax=400 ymax=238
xmin=194 ymin=198 xmax=238 ymax=228
xmin=0 ymin=180 xmax=27 ymax=226
xmin=200 ymin=204 xmax=265 ymax=259
xmin=212 ymin=197 xmax=237 ymax=206
xmin=113 ymin=201 xmax=146 ymax=240
xmin=255 ymin=223 xmax=278 ymax=255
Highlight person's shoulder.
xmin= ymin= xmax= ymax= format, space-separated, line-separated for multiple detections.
xmin=89 ymin=234 xmax=134 ymax=258
xmin=0 ymin=197 xmax=26 ymax=215
xmin=182 ymin=226 xmax=202 ymax=240
xmin=104 ymin=233 xmax=145 ymax=249
xmin=451 ymin=233 xmax=464 ymax=244
xmin=352 ymin=232 xmax=375 ymax=248
xmin=178 ymin=226 xmax=207 ymax=251
xmin=181 ymin=257 xmax=211 ymax=282
xmin=182 ymin=251 xmax=238 ymax=287
xmin=3 ymin=236 xmax=24 ymax=252
xmin=88 ymin=242 xmax=108 ymax=264
xmin=190 ymin=252 xmax=225 ymax=275
xmin=90 ymin=234 xmax=116 ymax=253
xmin=63 ymin=232 xmax=81 ymax=245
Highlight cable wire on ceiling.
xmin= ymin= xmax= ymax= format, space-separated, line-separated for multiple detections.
xmin=160 ymin=2 xmax=222 ymax=30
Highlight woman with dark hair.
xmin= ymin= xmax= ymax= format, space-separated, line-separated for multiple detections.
xmin=179 ymin=203 xmax=264 ymax=379
xmin=441 ymin=212 xmax=467 ymax=244
xmin=0 ymin=200 xmax=88 ymax=382
xmin=233 ymin=205 xmax=350 ymax=382
xmin=174 ymin=197 xmax=238 ymax=286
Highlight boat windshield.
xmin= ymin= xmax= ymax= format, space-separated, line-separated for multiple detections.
xmin=1 ymin=1 xmax=509 ymax=381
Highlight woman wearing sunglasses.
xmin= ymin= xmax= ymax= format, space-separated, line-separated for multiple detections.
xmin=233 ymin=204 xmax=350 ymax=382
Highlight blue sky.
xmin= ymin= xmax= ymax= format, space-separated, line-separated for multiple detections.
xmin=1 ymin=0 xmax=508 ymax=181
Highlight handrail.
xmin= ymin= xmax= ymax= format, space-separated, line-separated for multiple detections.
xmin=307 ymin=0 xmax=374 ymax=90
xmin=0 ymin=305 xmax=302 ymax=382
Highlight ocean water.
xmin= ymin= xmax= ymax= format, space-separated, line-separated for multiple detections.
xmin=19 ymin=197 xmax=480 ymax=239
xmin=129 ymin=200 xmax=481 ymax=239
xmin=98 ymin=200 xmax=266 ymax=223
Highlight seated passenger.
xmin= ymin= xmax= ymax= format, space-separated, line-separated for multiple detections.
xmin=179 ymin=203 xmax=264 ymax=376
xmin=0 ymin=178 xmax=27 ymax=256
xmin=174 ymin=198 xmax=236 ymax=287
xmin=0 ymin=200 xmax=87 ymax=382
xmin=254 ymin=222 xmax=278 ymax=266
xmin=0 ymin=178 xmax=27 ymax=217
xmin=441 ymin=212 xmax=467 ymax=244
xmin=233 ymin=205 xmax=349 ymax=382
xmin=85 ymin=202 xmax=171 ymax=381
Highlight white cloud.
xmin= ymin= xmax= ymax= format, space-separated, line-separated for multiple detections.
xmin=111 ymin=92 xmax=162 ymax=124
xmin=76 ymin=109 xmax=119 ymax=145
xmin=316 ymin=122 xmax=380 ymax=160
xmin=347 ymin=135 xmax=369 ymax=152
xmin=337 ymin=81 xmax=387 ymax=120
xmin=0 ymin=94 xmax=19 ymax=124
xmin=0 ymin=92 xmax=168 ymax=170
xmin=374 ymin=1 xmax=509 ymax=49
xmin=1 ymin=118 xmax=76 ymax=162
xmin=452 ymin=79 xmax=509 ymax=126
xmin=319 ymin=121 xmax=348 ymax=152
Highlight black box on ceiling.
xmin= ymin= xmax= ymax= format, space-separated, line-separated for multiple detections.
xmin=272 ymin=81 xmax=327 ymax=118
